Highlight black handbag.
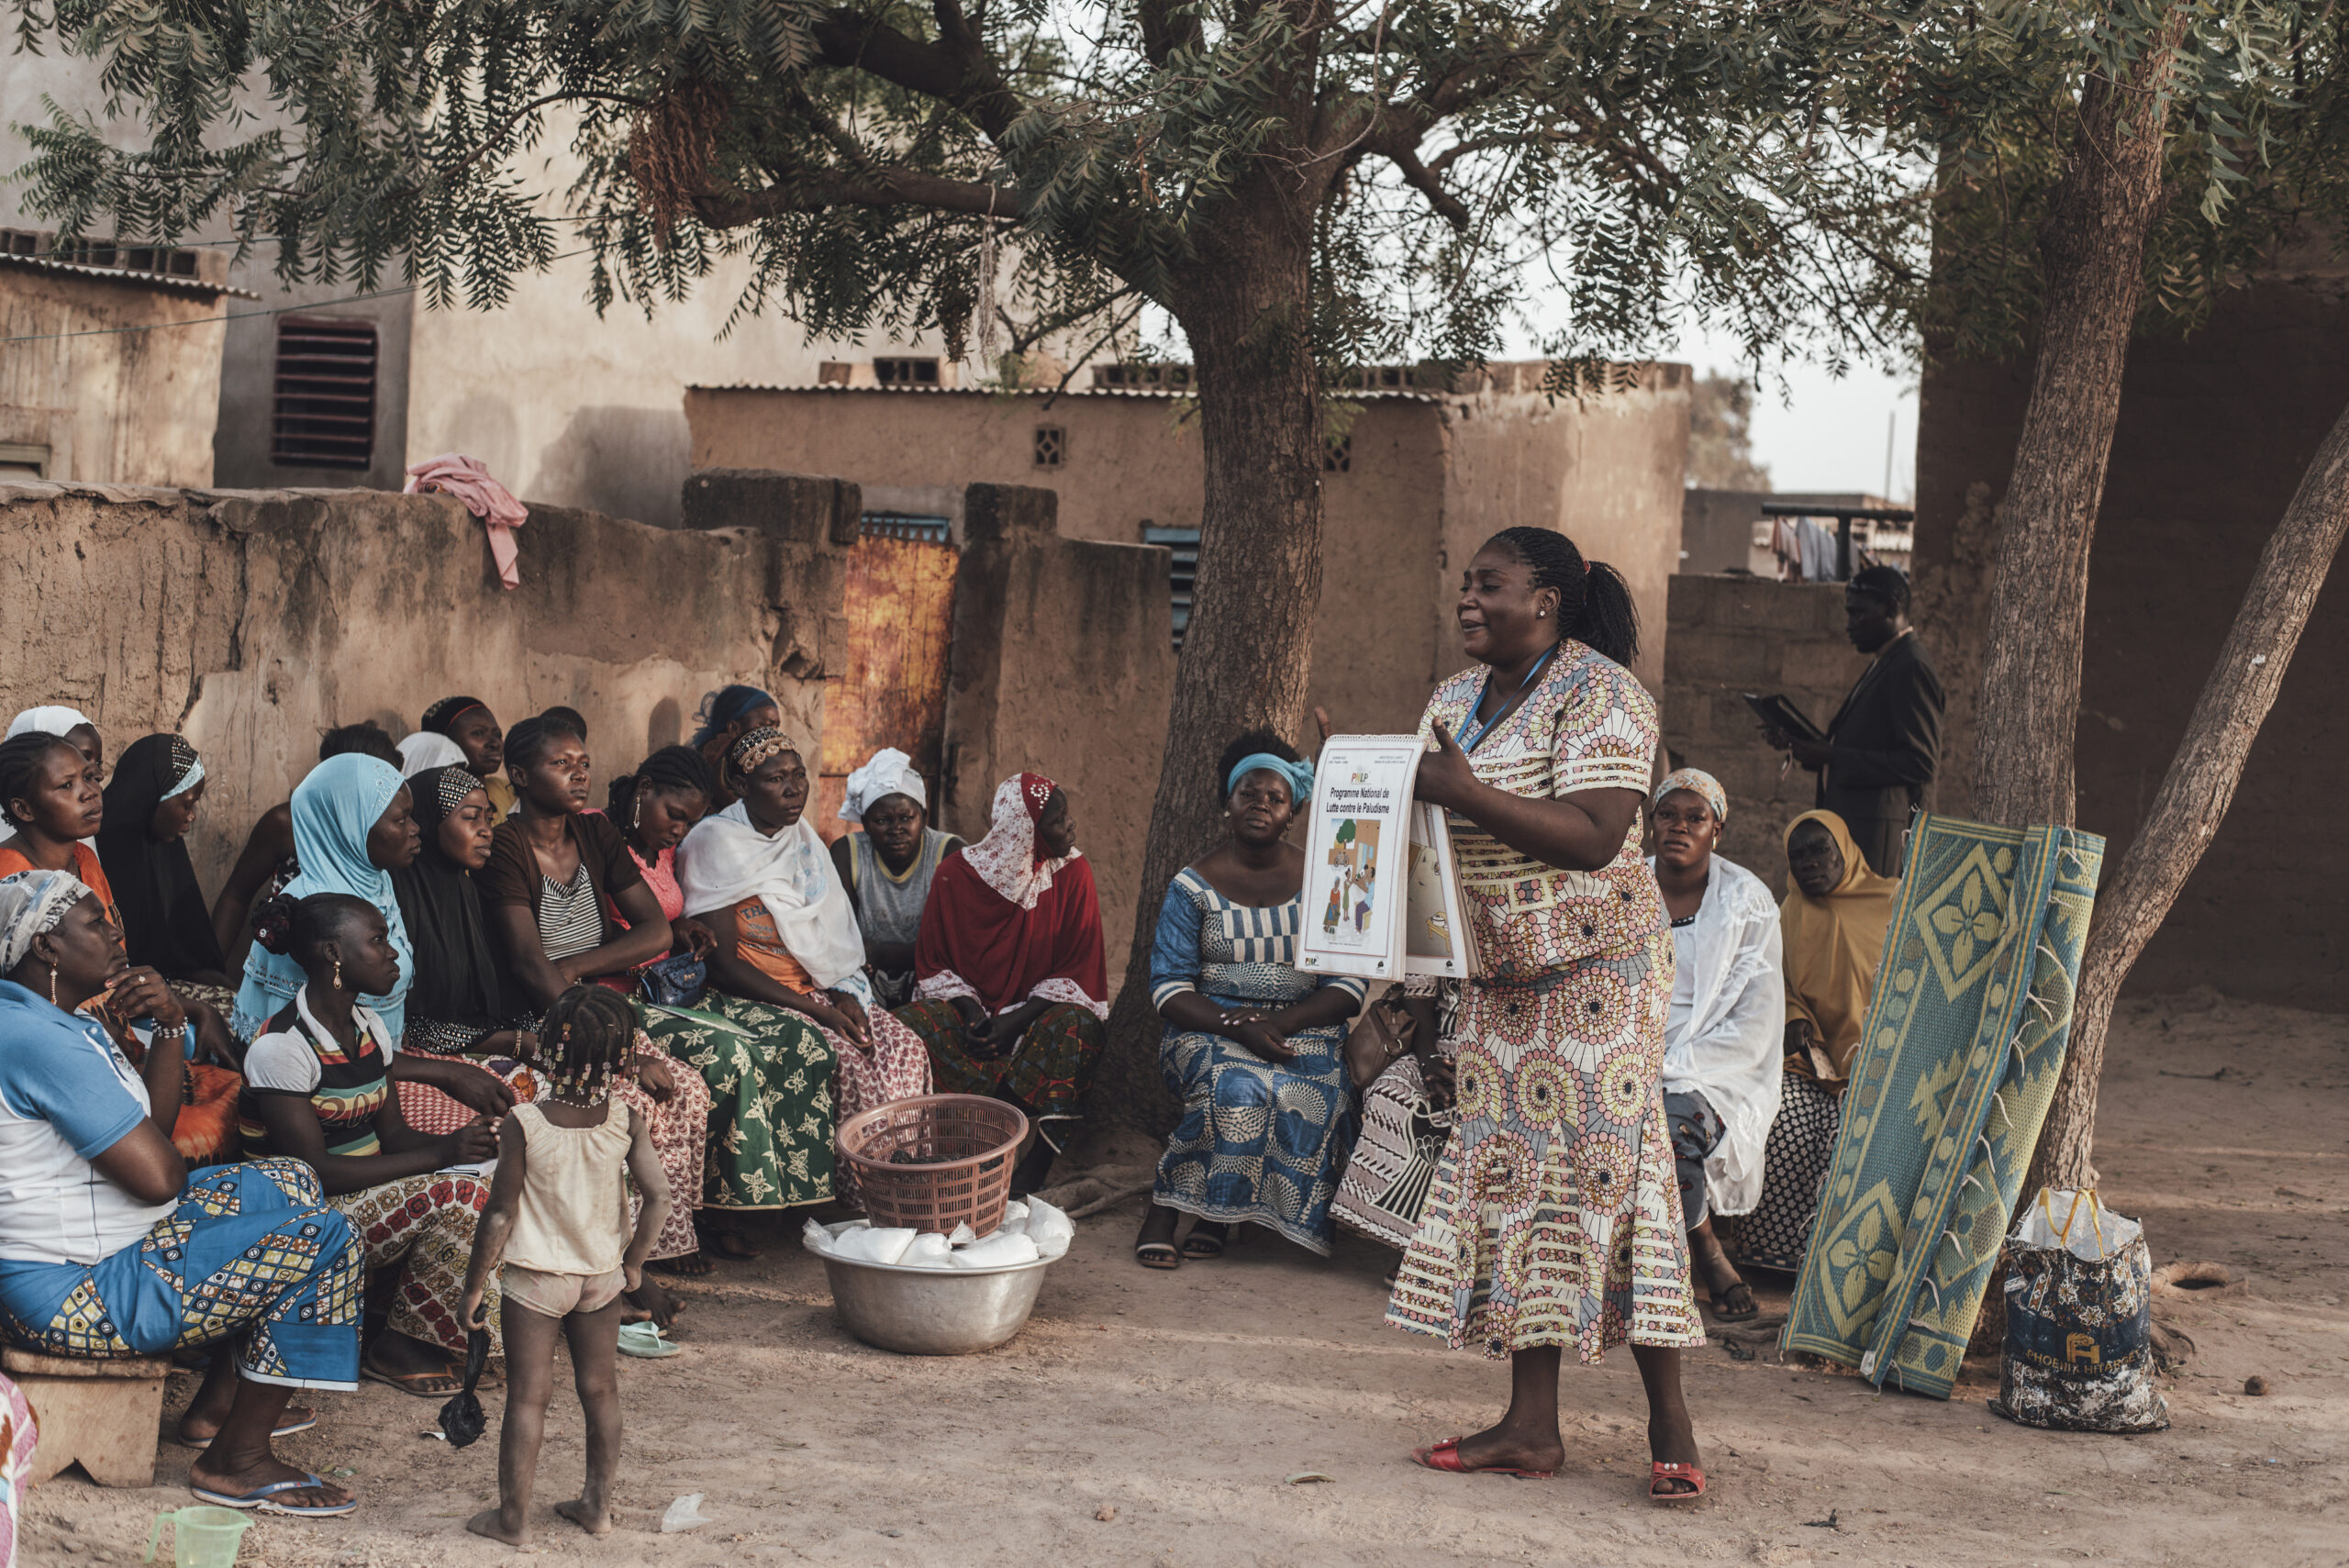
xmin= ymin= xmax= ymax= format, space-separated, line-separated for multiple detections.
xmin=637 ymin=951 xmax=707 ymax=1009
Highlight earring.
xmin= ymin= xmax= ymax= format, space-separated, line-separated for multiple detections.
xmin=1537 ymin=610 xmax=1547 ymax=618
xmin=49 ymin=966 xmax=57 ymax=1006
xmin=632 ymin=791 xmax=643 ymax=830
xmin=331 ymin=956 xmax=343 ymax=992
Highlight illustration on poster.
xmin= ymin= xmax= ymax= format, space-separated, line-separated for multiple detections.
xmin=1321 ymin=818 xmax=1381 ymax=939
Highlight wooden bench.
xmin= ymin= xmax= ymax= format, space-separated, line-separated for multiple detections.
xmin=1 ymin=1347 xmax=169 ymax=1486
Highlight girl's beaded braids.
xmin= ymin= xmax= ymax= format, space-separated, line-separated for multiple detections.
xmin=540 ymin=984 xmax=636 ymax=1102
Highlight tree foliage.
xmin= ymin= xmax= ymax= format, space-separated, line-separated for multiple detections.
xmin=11 ymin=0 xmax=1930 ymax=385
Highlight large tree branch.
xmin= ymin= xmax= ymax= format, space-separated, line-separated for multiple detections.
xmin=696 ymin=167 xmax=1026 ymax=225
xmin=813 ymin=6 xmax=1022 ymax=141
xmin=1371 ymin=138 xmax=1470 ymax=228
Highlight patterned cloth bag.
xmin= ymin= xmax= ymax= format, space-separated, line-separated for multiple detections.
xmin=1990 ymin=1188 xmax=2169 ymax=1434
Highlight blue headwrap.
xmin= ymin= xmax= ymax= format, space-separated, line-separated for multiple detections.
xmin=232 ymin=753 xmax=416 ymax=1044
xmin=1225 ymin=752 xmax=1314 ymax=806
xmin=690 ymin=684 xmax=780 ymax=750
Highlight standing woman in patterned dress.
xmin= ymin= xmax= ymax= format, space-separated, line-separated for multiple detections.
xmin=1386 ymin=527 xmax=1709 ymax=1502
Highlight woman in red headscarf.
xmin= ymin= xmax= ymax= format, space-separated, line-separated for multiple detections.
xmin=896 ymin=773 xmax=1107 ymax=1191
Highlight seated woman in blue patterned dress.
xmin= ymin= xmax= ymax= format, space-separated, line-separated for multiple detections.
xmin=1134 ymin=733 xmax=1365 ymax=1267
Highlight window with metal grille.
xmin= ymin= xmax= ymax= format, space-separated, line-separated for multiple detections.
xmin=1034 ymin=426 xmax=1065 ymax=467
xmin=874 ymin=357 xmax=941 ymax=387
xmin=1143 ymin=524 xmax=1199 ymax=651
xmin=271 ymin=317 xmax=377 ymax=470
xmin=1324 ymin=435 xmax=1353 ymax=473
xmin=862 ymin=513 xmax=952 ymax=543
xmin=1091 ymin=362 xmax=1193 ymax=391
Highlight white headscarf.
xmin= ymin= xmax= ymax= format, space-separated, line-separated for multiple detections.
xmin=837 ymin=747 xmax=927 ymax=823
xmin=6 ymin=706 xmax=94 ymax=741
xmin=0 ymin=870 xmax=93 ymax=975
xmin=676 ymin=800 xmax=866 ymax=990
xmin=396 ymin=730 xmax=468 ymax=778
xmin=962 ymin=773 xmax=1076 ymax=911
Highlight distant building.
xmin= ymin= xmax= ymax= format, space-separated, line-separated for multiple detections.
xmin=0 ymin=229 xmax=250 ymax=487
xmin=1680 ymin=488 xmax=1913 ymax=578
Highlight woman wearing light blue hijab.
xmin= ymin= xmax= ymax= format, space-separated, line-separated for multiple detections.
xmin=232 ymin=755 xmax=419 ymax=1040
xmin=232 ymin=755 xmax=517 ymax=1119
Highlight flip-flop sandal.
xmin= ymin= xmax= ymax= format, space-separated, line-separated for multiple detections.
xmin=1409 ymin=1438 xmax=1553 ymax=1480
xmin=361 ymin=1361 xmax=464 ymax=1398
xmin=192 ymin=1472 xmax=358 ymax=1518
xmin=170 ymin=1411 xmax=317 ymax=1447
xmin=1650 ymin=1461 xmax=1708 ymax=1502
xmin=1179 ymin=1231 xmax=1226 ymax=1259
xmin=1135 ymin=1242 xmax=1181 ymax=1271
xmin=1709 ymin=1282 xmax=1760 ymax=1323
xmin=618 ymin=1322 xmax=683 ymax=1359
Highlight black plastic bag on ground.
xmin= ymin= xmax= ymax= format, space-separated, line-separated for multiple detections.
xmin=1990 ymin=1189 xmax=2169 ymax=1434
xmin=437 ymin=1328 xmax=493 ymax=1448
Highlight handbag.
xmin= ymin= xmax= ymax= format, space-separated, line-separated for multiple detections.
xmin=636 ymin=951 xmax=707 ymax=1009
xmin=1343 ymin=985 xmax=1416 ymax=1091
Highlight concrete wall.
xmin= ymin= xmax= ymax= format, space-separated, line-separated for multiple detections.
xmin=1682 ymin=487 xmax=1773 ymax=576
xmin=1914 ymin=271 xmax=2349 ymax=1011
xmin=0 ymin=268 xmax=228 ymax=486
xmin=1436 ymin=362 xmax=1690 ymax=693
xmin=1659 ymin=575 xmax=1869 ymax=884
xmin=936 ymin=484 xmax=1176 ymax=974
xmin=0 ymin=476 xmax=852 ymax=897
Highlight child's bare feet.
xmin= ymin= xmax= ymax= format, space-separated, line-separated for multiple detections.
xmin=465 ymin=1507 xmax=531 ymax=1546
xmin=554 ymin=1498 xmax=612 ymax=1536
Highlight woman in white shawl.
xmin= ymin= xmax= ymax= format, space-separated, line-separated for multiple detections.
xmin=1647 ymin=769 xmax=1782 ymax=1323
xmin=674 ymin=728 xmax=930 ymax=1228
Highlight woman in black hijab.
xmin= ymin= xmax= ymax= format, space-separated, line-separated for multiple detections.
xmin=96 ymin=733 xmax=230 ymax=986
xmin=390 ymin=763 xmax=531 ymax=1134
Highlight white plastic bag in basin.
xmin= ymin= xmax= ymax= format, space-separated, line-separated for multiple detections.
xmin=951 ymin=1231 xmax=1041 ymax=1269
xmin=998 ymin=1200 xmax=1030 ymax=1236
xmin=831 ymin=1225 xmax=918 ymax=1265
xmin=1024 ymin=1195 xmax=1075 ymax=1260
xmin=898 ymin=1231 xmax=956 ymax=1269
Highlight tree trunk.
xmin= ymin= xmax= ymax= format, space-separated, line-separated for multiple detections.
xmin=2029 ymin=395 xmax=2349 ymax=1190
xmin=1084 ymin=184 xmax=1328 ymax=1138
xmin=1967 ymin=14 xmax=2188 ymax=828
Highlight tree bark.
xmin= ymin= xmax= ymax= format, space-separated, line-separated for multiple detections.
xmin=1967 ymin=14 xmax=2188 ymax=828
xmin=1084 ymin=181 xmax=1330 ymax=1137
xmin=2029 ymin=395 xmax=2349 ymax=1190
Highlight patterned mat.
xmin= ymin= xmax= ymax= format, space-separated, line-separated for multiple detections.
xmin=1784 ymin=813 xmax=2105 ymax=1398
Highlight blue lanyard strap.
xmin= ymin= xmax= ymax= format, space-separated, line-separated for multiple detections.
xmin=1455 ymin=644 xmax=1555 ymax=752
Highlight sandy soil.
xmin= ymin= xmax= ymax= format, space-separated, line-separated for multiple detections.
xmin=19 ymin=989 xmax=2348 ymax=1567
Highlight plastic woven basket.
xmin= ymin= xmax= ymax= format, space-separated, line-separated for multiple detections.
xmin=837 ymin=1094 xmax=1029 ymax=1236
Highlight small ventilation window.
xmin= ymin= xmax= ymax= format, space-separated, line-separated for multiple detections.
xmin=818 ymin=361 xmax=853 ymax=385
xmin=271 ymin=317 xmax=377 ymax=470
xmin=0 ymin=441 xmax=49 ymax=480
xmin=874 ymin=357 xmax=941 ymax=388
xmin=1034 ymin=427 xmax=1065 ymax=468
xmin=1144 ymin=524 xmax=1199 ymax=651
xmin=1324 ymin=436 xmax=1353 ymax=473
xmin=862 ymin=513 xmax=952 ymax=543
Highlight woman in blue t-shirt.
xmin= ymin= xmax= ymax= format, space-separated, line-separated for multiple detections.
xmin=0 ymin=871 xmax=364 ymax=1517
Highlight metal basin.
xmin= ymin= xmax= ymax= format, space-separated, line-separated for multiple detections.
xmin=813 ymin=1225 xmax=1052 ymax=1356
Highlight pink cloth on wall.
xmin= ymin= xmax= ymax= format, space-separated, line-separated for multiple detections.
xmin=405 ymin=453 xmax=528 ymax=589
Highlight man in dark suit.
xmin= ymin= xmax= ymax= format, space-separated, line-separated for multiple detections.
xmin=1765 ymin=565 xmax=1943 ymax=877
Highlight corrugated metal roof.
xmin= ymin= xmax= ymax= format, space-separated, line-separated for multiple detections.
xmin=0 ymin=250 xmax=260 ymax=299
xmin=688 ymin=380 xmax=1437 ymax=402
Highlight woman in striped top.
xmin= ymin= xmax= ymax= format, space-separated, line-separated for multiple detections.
xmin=1134 ymin=732 xmax=1365 ymax=1267
xmin=240 ymin=893 xmax=501 ymax=1396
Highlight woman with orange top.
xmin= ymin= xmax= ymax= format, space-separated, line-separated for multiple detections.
xmin=674 ymin=728 xmax=930 ymax=1240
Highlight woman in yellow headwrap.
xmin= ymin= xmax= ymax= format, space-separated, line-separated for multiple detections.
xmin=1738 ymin=809 xmax=1897 ymax=1273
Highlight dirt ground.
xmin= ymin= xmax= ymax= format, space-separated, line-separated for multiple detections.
xmin=18 ymin=989 xmax=2348 ymax=1568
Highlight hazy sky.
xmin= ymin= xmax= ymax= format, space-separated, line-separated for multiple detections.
xmin=1675 ymin=321 xmax=1922 ymax=501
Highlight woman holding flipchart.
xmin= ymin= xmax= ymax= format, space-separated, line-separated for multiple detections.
xmin=1382 ymin=527 xmax=1709 ymax=1503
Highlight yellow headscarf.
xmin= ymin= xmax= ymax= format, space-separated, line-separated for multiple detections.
xmin=1777 ymin=809 xmax=1898 ymax=1085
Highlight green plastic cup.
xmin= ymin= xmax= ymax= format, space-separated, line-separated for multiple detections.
xmin=146 ymin=1506 xmax=251 ymax=1568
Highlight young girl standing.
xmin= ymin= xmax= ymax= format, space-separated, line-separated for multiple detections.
xmin=459 ymin=986 xmax=670 ymax=1546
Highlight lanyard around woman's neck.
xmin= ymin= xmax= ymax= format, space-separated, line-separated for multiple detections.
xmin=1457 ymin=643 xmax=1557 ymax=753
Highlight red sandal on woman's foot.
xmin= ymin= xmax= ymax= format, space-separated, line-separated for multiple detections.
xmin=1408 ymin=1438 xmax=1553 ymax=1480
xmin=1650 ymin=1461 xmax=1707 ymax=1502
